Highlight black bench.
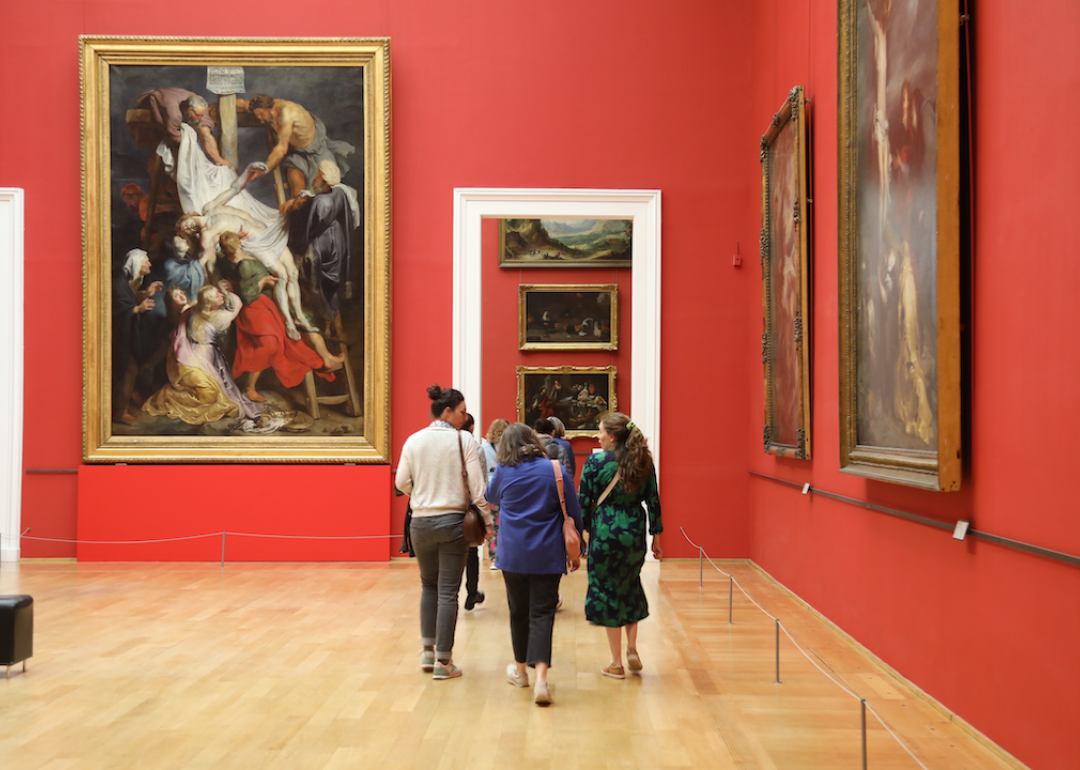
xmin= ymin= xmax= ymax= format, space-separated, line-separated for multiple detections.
xmin=0 ymin=594 xmax=33 ymax=678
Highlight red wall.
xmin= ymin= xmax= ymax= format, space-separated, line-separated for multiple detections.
xmin=746 ymin=2 xmax=1080 ymax=768
xmin=77 ymin=465 xmax=390 ymax=561
xmin=2 ymin=1 xmax=753 ymax=561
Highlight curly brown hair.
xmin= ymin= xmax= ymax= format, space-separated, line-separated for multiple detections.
xmin=485 ymin=418 xmax=509 ymax=445
xmin=600 ymin=412 xmax=654 ymax=494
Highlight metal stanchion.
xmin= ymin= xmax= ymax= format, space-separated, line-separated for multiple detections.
xmin=728 ymin=574 xmax=733 ymax=624
xmin=698 ymin=547 xmax=703 ymax=587
xmin=861 ymin=699 xmax=868 ymax=769
xmin=221 ymin=532 xmax=226 ymax=569
xmin=774 ymin=619 xmax=781 ymax=684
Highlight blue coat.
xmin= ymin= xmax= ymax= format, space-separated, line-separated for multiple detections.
xmin=485 ymin=456 xmax=584 ymax=574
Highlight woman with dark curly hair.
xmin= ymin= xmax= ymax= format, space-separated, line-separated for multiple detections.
xmin=578 ymin=412 xmax=663 ymax=680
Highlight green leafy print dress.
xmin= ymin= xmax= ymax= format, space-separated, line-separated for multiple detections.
xmin=579 ymin=450 xmax=663 ymax=627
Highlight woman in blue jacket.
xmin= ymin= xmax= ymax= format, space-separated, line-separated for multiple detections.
xmin=485 ymin=423 xmax=583 ymax=705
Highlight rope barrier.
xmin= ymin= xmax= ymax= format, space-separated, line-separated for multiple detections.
xmin=222 ymin=532 xmax=402 ymax=541
xmin=866 ymin=702 xmax=931 ymax=770
xmin=19 ymin=533 xmax=222 ymax=545
xmin=679 ymin=526 xmax=931 ymax=770
xmin=1 ymin=529 xmax=405 ymax=571
xmin=9 ymin=532 xmax=401 ymax=545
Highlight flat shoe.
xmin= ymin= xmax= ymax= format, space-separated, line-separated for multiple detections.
xmin=626 ymin=649 xmax=643 ymax=672
xmin=534 ymin=679 xmax=552 ymax=705
xmin=601 ymin=663 xmax=625 ymax=679
xmin=506 ymin=663 xmax=529 ymax=688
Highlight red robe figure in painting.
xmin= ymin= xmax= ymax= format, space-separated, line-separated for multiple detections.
xmin=218 ymin=231 xmax=343 ymax=404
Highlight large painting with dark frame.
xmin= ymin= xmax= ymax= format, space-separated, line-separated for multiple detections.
xmin=761 ymin=86 xmax=811 ymax=460
xmin=517 ymin=365 xmax=616 ymax=438
xmin=81 ymin=37 xmax=392 ymax=463
xmin=499 ymin=218 xmax=632 ymax=268
xmin=519 ymin=284 xmax=618 ymax=351
xmin=838 ymin=0 xmax=961 ymax=489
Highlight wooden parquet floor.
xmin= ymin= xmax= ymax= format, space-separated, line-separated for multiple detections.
xmin=0 ymin=559 xmax=1021 ymax=770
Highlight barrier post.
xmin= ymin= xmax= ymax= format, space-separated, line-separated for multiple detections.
xmin=698 ymin=547 xmax=703 ymax=587
xmin=728 ymin=575 xmax=733 ymax=624
xmin=221 ymin=532 xmax=226 ymax=569
xmin=861 ymin=699 xmax=867 ymax=769
xmin=774 ymin=619 xmax=781 ymax=684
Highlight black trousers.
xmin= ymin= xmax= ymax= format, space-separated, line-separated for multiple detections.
xmin=465 ymin=546 xmax=479 ymax=598
xmin=502 ymin=571 xmax=562 ymax=668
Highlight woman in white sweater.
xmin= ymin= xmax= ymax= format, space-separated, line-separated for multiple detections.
xmin=396 ymin=384 xmax=492 ymax=680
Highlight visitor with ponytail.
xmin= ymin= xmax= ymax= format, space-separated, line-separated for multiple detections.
xmin=577 ymin=412 xmax=663 ymax=679
xmin=396 ymin=384 xmax=493 ymax=680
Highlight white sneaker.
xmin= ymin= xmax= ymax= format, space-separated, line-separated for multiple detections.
xmin=506 ymin=663 xmax=529 ymax=688
xmin=432 ymin=661 xmax=462 ymax=680
xmin=533 ymin=679 xmax=552 ymax=705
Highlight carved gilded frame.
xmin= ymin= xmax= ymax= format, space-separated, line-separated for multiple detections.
xmin=838 ymin=1 xmax=961 ymax=489
xmin=761 ymin=86 xmax=811 ymax=460
xmin=518 ymin=284 xmax=618 ymax=351
xmin=516 ymin=365 xmax=617 ymax=439
xmin=81 ymin=37 xmax=391 ymax=462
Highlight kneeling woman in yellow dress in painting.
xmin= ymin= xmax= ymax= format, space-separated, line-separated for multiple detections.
xmin=143 ymin=284 xmax=268 ymax=428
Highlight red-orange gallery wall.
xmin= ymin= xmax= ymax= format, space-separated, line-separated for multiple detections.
xmin=2 ymin=1 xmax=1077 ymax=768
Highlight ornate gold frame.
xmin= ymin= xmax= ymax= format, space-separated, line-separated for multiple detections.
xmin=518 ymin=284 xmax=618 ymax=351
xmin=761 ymin=86 xmax=811 ymax=460
xmin=81 ymin=37 xmax=391 ymax=462
xmin=516 ymin=365 xmax=617 ymax=439
xmin=837 ymin=2 xmax=961 ymax=489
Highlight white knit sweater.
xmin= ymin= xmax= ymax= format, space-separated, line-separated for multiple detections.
xmin=396 ymin=423 xmax=492 ymax=524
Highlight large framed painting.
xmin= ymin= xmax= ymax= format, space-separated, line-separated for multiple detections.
xmin=519 ymin=284 xmax=618 ymax=351
xmin=517 ymin=366 xmax=616 ymax=438
xmin=499 ymin=218 xmax=632 ymax=267
xmin=761 ymin=86 xmax=811 ymax=460
xmin=81 ymin=37 xmax=391 ymax=463
xmin=838 ymin=1 xmax=961 ymax=490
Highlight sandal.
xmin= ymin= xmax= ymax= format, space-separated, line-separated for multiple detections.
xmin=601 ymin=662 xmax=625 ymax=679
xmin=626 ymin=649 xmax=642 ymax=672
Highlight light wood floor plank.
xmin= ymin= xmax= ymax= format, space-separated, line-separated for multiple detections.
xmin=0 ymin=560 xmax=1023 ymax=769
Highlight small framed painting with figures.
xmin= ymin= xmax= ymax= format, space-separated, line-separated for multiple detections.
xmin=519 ymin=284 xmax=618 ymax=351
xmin=517 ymin=366 xmax=617 ymax=439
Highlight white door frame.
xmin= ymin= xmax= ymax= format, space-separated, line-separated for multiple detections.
xmin=0 ymin=189 xmax=25 ymax=563
xmin=451 ymin=188 xmax=662 ymax=470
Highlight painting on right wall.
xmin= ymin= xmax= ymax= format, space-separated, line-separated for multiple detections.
xmin=837 ymin=0 xmax=962 ymax=490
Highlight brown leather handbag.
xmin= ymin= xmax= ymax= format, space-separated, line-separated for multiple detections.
xmin=458 ymin=434 xmax=487 ymax=547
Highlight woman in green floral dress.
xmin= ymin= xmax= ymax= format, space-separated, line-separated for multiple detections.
xmin=578 ymin=412 xmax=663 ymax=679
